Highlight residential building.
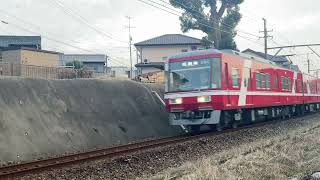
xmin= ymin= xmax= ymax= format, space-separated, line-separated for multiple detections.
xmin=134 ymin=34 xmax=204 ymax=75
xmin=110 ymin=66 xmax=130 ymax=78
xmin=60 ymin=54 xmax=106 ymax=73
xmin=0 ymin=35 xmax=41 ymax=49
xmin=1 ymin=47 xmax=60 ymax=67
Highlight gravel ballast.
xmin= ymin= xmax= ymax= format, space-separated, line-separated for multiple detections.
xmin=21 ymin=114 xmax=320 ymax=180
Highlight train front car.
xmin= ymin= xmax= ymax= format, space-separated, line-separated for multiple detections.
xmin=164 ymin=49 xmax=224 ymax=132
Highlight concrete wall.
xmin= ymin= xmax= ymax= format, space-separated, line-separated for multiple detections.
xmin=0 ymin=78 xmax=180 ymax=164
xmin=1 ymin=49 xmax=59 ymax=67
xmin=21 ymin=50 xmax=59 ymax=67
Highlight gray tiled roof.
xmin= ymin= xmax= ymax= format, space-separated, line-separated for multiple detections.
xmin=0 ymin=35 xmax=41 ymax=48
xmin=60 ymin=54 xmax=106 ymax=63
xmin=134 ymin=34 xmax=202 ymax=46
xmin=242 ymin=48 xmax=289 ymax=63
xmin=135 ymin=62 xmax=165 ymax=70
xmin=1 ymin=47 xmax=59 ymax=54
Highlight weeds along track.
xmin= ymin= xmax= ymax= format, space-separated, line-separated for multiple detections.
xmin=0 ymin=114 xmax=313 ymax=179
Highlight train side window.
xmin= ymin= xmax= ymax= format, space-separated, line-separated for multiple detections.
xmin=224 ymin=63 xmax=229 ymax=87
xmin=232 ymin=68 xmax=240 ymax=88
xmin=261 ymin=74 xmax=267 ymax=89
xmin=266 ymin=74 xmax=271 ymax=89
xmin=281 ymin=77 xmax=287 ymax=90
xmin=256 ymin=73 xmax=261 ymax=89
xmin=281 ymin=76 xmax=291 ymax=91
xmin=288 ymin=78 xmax=292 ymax=91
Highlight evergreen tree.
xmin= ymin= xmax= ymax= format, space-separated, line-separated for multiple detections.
xmin=169 ymin=0 xmax=244 ymax=50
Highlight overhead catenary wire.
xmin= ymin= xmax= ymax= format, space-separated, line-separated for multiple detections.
xmin=157 ymin=0 xmax=315 ymax=73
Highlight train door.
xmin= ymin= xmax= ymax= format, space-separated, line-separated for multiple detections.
xmin=274 ymin=72 xmax=280 ymax=103
xmin=245 ymin=67 xmax=253 ymax=105
xmin=224 ymin=63 xmax=231 ymax=105
xmin=238 ymin=60 xmax=252 ymax=106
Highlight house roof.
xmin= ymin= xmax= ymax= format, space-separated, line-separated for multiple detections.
xmin=242 ymin=48 xmax=300 ymax=72
xmin=134 ymin=34 xmax=202 ymax=47
xmin=1 ymin=47 xmax=60 ymax=55
xmin=242 ymin=48 xmax=289 ymax=63
xmin=135 ymin=62 xmax=165 ymax=70
xmin=0 ymin=35 xmax=41 ymax=48
xmin=61 ymin=54 xmax=106 ymax=63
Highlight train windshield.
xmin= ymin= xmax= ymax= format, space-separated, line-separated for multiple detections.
xmin=168 ymin=58 xmax=221 ymax=92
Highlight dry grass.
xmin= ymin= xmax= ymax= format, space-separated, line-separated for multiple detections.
xmin=148 ymin=120 xmax=320 ymax=180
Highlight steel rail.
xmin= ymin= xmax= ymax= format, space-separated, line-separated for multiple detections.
xmin=0 ymin=134 xmax=201 ymax=178
xmin=0 ymin=113 xmax=315 ymax=179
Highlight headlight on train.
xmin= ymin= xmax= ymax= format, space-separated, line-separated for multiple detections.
xmin=197 ymin=96 xmax=211 ymax=103
xmin=169 ymin=98 xmax=183 ymax=105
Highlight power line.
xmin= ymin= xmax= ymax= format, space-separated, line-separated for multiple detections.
xmin=0 ymin=9 xmax=83 ymax=45
xmin=0 ymin=8 xmax=132 ymax=66
xmin=0 ymin=20 xmax=129 ymax=67
xmin=137 ymin=0 xmax=181 ymax=16
xmin=136 ymin=0 xmax=263 ymax=47
xmin=48 ymin=0 xmax=127 ymax=44
xmin=157 ymin=0 xmax=260 ymax=38
xmin=0 ymin=8 xmax=129 ymax=53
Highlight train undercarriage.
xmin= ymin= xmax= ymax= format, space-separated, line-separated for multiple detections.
xmin=169 ymin=103 xmax=320 ymax=133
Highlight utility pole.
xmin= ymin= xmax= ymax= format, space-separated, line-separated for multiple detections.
xmin=105 ymin=54 xmax=108 ymax=75
xmin=260 ymin=18 xmax=273 ymax=59
xmin=307 ymin=53 xmax=310 ymax=74
xmin=126 ymin=16 xmax=133 ymax=79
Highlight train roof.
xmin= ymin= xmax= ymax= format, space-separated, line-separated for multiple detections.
xmin=168 ymin=48 xmax=301 ymax=73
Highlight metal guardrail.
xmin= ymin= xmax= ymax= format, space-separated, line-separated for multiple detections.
xmin=0 ymin=62 xmax=99 ymax=80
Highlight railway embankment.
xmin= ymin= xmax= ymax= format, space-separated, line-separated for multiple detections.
xmin=0 ymin=78 xmax=181 ymax=164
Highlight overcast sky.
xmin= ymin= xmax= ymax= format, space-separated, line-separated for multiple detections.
xmin=0 ymin=0 xmax=320 ymax=73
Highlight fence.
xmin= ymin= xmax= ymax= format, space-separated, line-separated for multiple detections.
xmin=0 ymin=62 xmax=96 ymax=80
xmin=137 ymin=71 xmax=165 ymax=84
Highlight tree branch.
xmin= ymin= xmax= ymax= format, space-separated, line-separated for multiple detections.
xmin=217 ymin=2 xmax=227 ymax=17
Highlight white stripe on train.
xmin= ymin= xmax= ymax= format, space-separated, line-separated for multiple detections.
xmin=164 ymin=90 xmax=320 ymax=99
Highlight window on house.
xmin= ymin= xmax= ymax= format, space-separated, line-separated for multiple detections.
xmin=232 ymin=68 xmax=240 ymax=87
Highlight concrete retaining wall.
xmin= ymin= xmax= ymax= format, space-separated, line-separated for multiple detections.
xmin=0 ymin=78 xmax=181 ymax=164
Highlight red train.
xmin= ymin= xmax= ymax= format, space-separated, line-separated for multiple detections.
xmin=164 ymin=49 xmax=320 ymax=132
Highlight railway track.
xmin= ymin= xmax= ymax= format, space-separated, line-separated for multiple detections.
xmin=0 ymin=114 xmax=313 ymax=179
xmin=0 ymin=133 xmax=202 ymax=179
